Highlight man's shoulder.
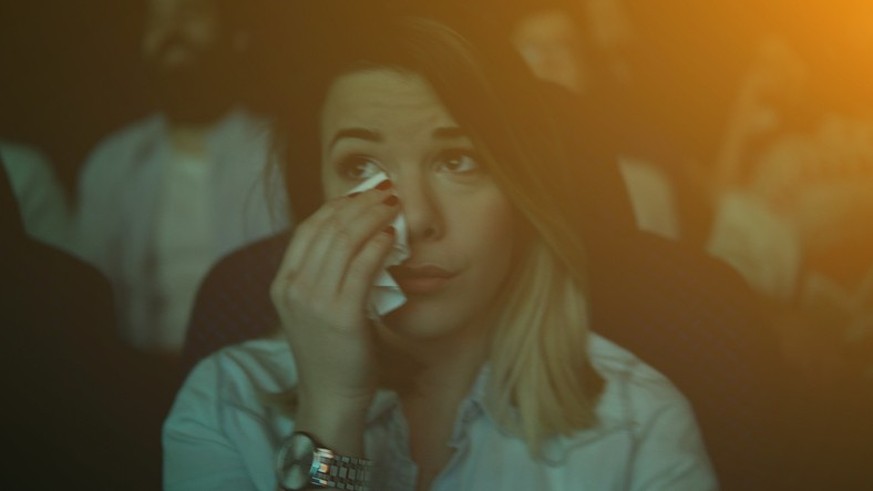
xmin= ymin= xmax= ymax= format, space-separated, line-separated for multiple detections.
xmin=98 ymin=113 xmax=164 ymax=145
xmin=84 ymin=114 xmax=165 ymax=165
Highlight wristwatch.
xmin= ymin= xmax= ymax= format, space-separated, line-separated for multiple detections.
xmin=275 ymin=431 xmax=372 ymax=491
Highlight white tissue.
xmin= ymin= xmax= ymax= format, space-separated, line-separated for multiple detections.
xmin=346 ymin=172 xmax=410 ymax=317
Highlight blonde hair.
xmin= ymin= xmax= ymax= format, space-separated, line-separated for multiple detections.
xmin=472 ymin=106 xmax=604 ymax=453
xmin=490 ymin=241 xmax=601 ymax=452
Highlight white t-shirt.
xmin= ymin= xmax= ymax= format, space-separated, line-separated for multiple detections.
xmin=151 ymin=151 xmax=216 ymax=353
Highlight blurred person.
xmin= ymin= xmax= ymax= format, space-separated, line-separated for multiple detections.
xmin=164 ymin=7 xmax=716 ymax=490
xmin=509 ymin=1 xmax=592 ymax=94
xmin=500 ymin=0 xmax=683 ymax=239
xmin=615 ymin=2 xmax=801 ymax=294
xmin=709 ymin=46 xmax=873 ymax=396
xmin=656 ymin=0 xmax=873 ymax=380
xmin=74 ymin=0 xmax=289 ymax=357
xmin=628 ymin=2 xmax=873 ymax=485
xmin=0 ymin=140 xmax=71 ymax=248
xmin=509 ymin=2 xmax=873 ymax=483
xmin=512 ymin=0 xmax=637 ymax=87
xmin=582 ymin=0 xmax=636 ymax=83
xmin=504 ymin=0 xmax=867 ymax=378
xmin=713 ymin=23 xmax=873 ymax=488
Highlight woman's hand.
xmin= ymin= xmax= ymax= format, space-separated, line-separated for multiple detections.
xmin=270 ymin=181 xmax=398 ymax=450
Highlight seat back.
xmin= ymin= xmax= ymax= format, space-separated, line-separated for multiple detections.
xmin=586 ymin=228 xmax=793 ymax=489
xmin=181 ymin=231 xmax=289 ymax=374
xmin=2 ymin=162 xmax=170 ymax=490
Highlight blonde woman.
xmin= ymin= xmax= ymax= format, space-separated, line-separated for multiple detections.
xmin=164 ymin=7 xmax=714 ymax=491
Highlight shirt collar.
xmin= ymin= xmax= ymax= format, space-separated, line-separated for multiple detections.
xmin=363 ymin=359 xmax=634 ymax=465
xmin=365 ymin=364 xmax=492 ymax=427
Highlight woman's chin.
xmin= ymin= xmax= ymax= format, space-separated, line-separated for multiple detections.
xmin=378 ymin=311 xmax=436 ymax=342
xmin=380 ymin=303 xmax=450 ymax=340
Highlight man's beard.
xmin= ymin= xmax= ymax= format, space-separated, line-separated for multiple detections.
xmin=145 ymin=39 xmax=240 ymax=125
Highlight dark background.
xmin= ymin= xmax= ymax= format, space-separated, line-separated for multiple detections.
xmin=0 ymin=0 xmax=151 ymax=195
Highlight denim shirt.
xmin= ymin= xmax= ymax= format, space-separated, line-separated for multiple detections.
xmin=164 ymin=335 xmax=716 ymax=491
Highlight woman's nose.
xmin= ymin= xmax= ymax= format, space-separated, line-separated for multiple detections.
xmin=394 ymin=177 xmax=443 ymax=242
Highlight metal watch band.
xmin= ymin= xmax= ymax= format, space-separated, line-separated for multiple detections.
xmin=311 ymin=448 xmax=372 ymax=491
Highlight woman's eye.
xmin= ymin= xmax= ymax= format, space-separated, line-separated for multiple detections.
xmin=338 ymin=156 xmax=382 ymax=180
xmin=439 ymin=150 xmax=481 ymax=174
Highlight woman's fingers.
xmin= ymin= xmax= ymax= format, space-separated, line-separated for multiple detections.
xmin=274 ymin=196 xmax=345 ymax=287
xmin=305 ymin=194 xmax=399 ymax=303
xmin=272 ymin=185 xmax=398 ymax=319
xmin=340 ymin=226 xmax=398 ymax=310
xmin=275 ymin=188 xmax=378 ymax=279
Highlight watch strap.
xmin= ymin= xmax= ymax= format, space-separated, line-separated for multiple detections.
xmin=311 ymin=447 xmax=372 ymax=491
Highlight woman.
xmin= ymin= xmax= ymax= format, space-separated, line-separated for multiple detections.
xmin=163 ymin=7 xmax=714 ymax=491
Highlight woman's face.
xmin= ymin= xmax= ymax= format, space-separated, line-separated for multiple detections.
xmin=319 ymin=69 xmax=516 ymax=343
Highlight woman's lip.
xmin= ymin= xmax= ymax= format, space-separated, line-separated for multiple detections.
xmin=393 ymin=275 xmax=453 ymax=294
xmin=389 ymin=265 xmax=454 ymax=279
xmin=388 ymin=265 xmax=455 ymax=294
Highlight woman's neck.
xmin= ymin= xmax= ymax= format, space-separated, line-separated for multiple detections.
xmin=374 ymin=315 xmax=491 ymax=397
xmin=373 ymin=319 xmax=492 ymax=490
xmin=404 ymin=336 xmax=488 ymax=491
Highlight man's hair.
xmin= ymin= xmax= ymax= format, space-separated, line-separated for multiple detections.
xmin=270 ymin=4 xmax=604 ymax=453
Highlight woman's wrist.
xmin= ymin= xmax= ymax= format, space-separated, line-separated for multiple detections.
xmin=294 ymin=390 xmax=373 ymax=456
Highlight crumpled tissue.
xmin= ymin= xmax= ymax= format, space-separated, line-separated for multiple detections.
xmin=346 ymin=172 xmax=410 ymax=317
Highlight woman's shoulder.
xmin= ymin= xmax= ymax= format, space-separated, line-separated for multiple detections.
xmin=179 ymin=337 xmax=297 ymax=407
xmin=164 ymin=338 xmax=296 ymax=490
xmin=535 ymin=334 xmax=714 ymax=487
xmin=588 ymin=334 xmax=696 ymax=427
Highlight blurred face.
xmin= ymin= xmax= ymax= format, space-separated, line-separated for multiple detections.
xmin=512 ymin=9 xmax=587 ymax=93
xmin=320 ymin=69 xmax=516 ymax=343
xmin=585 ymin=0 xmax=635 ymax=53
xmin=142 ymin=0 xmax=223 ymax=69
xmin=141 ymin=0 xmax=240 ymax=122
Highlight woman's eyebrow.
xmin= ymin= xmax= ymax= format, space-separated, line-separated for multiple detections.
xmin=328 ymin=128 xmax=382 ymax=151
xmin=433 ymin=126 xmax=470 ymax=140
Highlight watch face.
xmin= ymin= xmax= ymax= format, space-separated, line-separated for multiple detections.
xmin=276 ymin=432 xmax=316 ymax=490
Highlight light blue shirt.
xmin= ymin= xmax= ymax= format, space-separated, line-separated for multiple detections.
xmin=163 ymin=334 xmax=716 ymax=490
